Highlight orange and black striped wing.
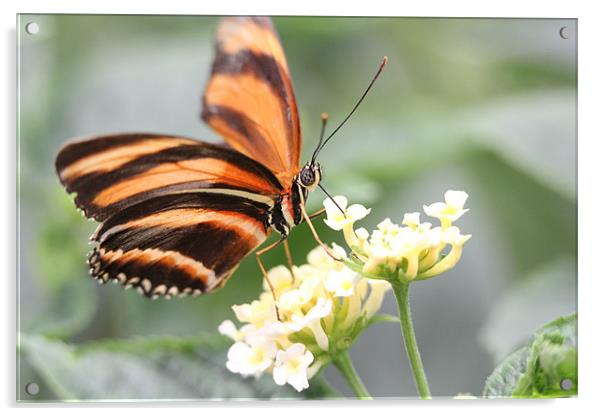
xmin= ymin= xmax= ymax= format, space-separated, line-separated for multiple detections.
xmin=87 ymin=192 xmax=270 ymax=297
xmin=55 ymin=133 xmax=282 ymax=297
xmin=202 ymin=16 xmax=301 ymax=187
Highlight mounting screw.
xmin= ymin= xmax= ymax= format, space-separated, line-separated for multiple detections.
xmin=25 ymin=382 xmax=40 ymax=396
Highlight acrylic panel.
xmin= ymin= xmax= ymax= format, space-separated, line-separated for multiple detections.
xmin=17 ymin=14 xmax=577 ymax=401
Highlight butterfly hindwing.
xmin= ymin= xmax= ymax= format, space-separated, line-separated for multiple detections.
xmin=88 ymin=192 xmax=271 ymax=297
xmin=202 ymin=16 xmax=301 ymax=187
xmin=55 ymin=134 xmax=282 ymax=297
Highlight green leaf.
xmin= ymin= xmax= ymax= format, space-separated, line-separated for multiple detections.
xmin=483 ymin=314 xmax=577 ymax=398
xmin=536 ymin=314 xmax=577 ymax=345
xmin=482 ymin=346 xmax=531 ymax=398
xmin=19 ymin=333 xmax=335 ymax=401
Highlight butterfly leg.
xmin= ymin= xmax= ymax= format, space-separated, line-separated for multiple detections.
xmin=298 ymin=193 xmax=342 ymax=262
xmin=256 ymin=237 xmax=286 ymax=321
xmin=283 ymin=239 xmax=294 ymax=272
xmin=308 ymin=207 xmax=326 ymax=220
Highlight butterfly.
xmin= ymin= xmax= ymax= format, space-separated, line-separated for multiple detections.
xmin=55 ymin=16 xmax=386 ymax=300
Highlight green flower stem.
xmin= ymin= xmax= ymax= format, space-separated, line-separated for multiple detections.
xmin=391 ymin=281 xmax=432 ymax=399
xmin=332 ymin=352 xmax=373 ymax=400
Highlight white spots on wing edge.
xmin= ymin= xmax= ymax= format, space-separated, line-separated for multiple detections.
xmin=85 ymin=246 xmax=210 ymax=299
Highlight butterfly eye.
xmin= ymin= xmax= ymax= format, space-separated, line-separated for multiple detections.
xmin=300 ymin=168 xmax=316 ymax=187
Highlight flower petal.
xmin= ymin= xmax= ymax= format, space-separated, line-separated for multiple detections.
xmin=218 ymin=320 xmax=240 ymax=341
xmin=444 ymin=190 xmax=469 ymax=210
xmin=347 ymin=204 xmax=371 ymax=221
xmin=423 ymin=202 xmax=446 ymax=218
xmin=402 ymin=212 xmax=421 ymax=228
xmin=272 ymin=364 xmax=287 ymax=386
xmin=323 ymin=195 xmax=348 ymax=214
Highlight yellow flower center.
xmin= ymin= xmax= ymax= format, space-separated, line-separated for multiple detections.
xmin=286 ymin=357 xmax=301 ymax=373
xmin=249 ymin=348 xmax=266 ymax=365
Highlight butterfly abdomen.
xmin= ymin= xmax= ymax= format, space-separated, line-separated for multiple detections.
xmin=268 ymin=183 xmax=307 ymax=237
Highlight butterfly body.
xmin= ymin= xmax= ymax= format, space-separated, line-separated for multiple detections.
xmin=270 ymin=162 xmax=322 ymax=236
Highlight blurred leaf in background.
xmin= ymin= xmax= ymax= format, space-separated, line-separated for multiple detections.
xmin=24 ymin=189 xmax=98 ymax=339
xmin=479 ymin=257 xmax=576 ymax=362
xmin=19 ymin=333 xmax=336 ymax=401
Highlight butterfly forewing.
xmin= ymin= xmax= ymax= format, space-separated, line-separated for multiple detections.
xmin=202 ymin=16 xmax=302 ymax=187
xmin=56 ymin=133 xmax=283 ymax=221
xmin=55 ymin=133 xmax=282 ymax=297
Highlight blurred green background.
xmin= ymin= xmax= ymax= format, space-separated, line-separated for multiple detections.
xmin=17 ymin=15 xmax=576 ymax=400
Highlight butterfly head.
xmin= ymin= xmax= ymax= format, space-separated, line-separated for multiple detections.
xmin=298 ymin=162 xmax=322 ymax=192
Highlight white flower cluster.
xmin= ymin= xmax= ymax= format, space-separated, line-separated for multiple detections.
xmin=219 ymin=246 xmax=391 ymax=392
xmin=324 ymin=191 xmax=472 ymax=282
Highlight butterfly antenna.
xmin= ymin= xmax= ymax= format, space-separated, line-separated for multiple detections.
xmin=318 ymin=183 xmax=346 ymax=217
xmin=311 ymin=112 xmax=329 ymax=163
xmin=315 ymin=56 xmax=388 ymax=157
